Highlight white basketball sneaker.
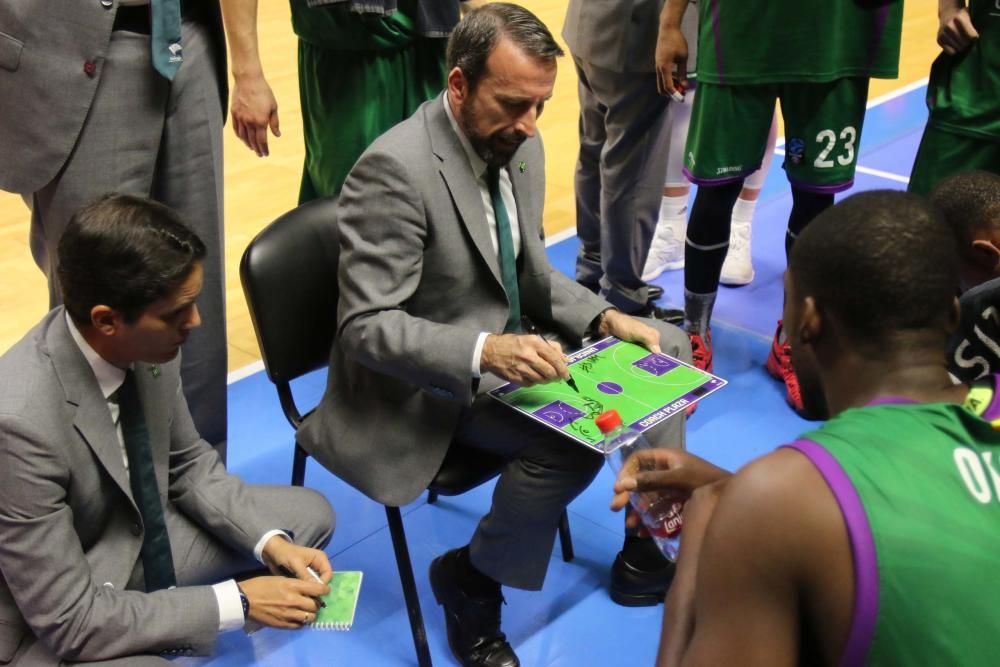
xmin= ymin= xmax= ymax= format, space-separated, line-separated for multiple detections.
xmin=720 ymin=219 xmax=754 ymax=286
xmin=642 ymin=217 xmax=686 ymax=281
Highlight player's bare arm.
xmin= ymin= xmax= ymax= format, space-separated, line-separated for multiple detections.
xmin=938 ymin=0 xmax=980 ymax=55
xmin=598 ymin=309 xmax=663 ymax=354
xmin=656 ymin=0 xmax=691 ymax=96
xmin=481 ymin=333 xmax=569 ymax=386
xmin=668 ymin=449 xmax=854 ymax=667
xmin=657 ymin=479 xmax=728 ymax=667
xmin=220 ymin=0 xmax=281 ymax=157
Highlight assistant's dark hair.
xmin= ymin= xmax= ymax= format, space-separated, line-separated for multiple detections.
xmin=446 ymin=2 xmax=563 ymax=89
xmin=929 ymin=170 xmax=1000 ymax=247
xmin=57 ymin=194 xmax=206 ymax=325
xmin=788 ymin=190 xmax=959 ymax=343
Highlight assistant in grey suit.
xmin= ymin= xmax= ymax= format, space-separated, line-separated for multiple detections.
xmin=563 ymin=0 xmax=684 ymax=312
xmin=0 ymin=0 xmax=229 ymax=447
xmin=0 ymin=309 xmax=334 ymax=666
xmin=297 ymin=92 xmax=689 ymax=591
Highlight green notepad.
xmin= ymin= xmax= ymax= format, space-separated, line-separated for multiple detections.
xmin=310 ymin=571 xmax=363 ymax=630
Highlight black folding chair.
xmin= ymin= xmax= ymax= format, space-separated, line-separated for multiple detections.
xmin=240 ymin=199 xmax=573 ymax=667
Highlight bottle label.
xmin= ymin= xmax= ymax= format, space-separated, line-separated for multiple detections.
xmin=644 ymin=501 xmax=683 ymax=539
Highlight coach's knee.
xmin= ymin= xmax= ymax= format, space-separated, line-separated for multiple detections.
xmin=289 ymin=487 xmax=335 ymax=550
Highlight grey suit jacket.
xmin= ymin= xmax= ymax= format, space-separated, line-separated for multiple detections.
xmin=0 ymin=1 xmax=226 ymax=194
xmin=0 ymin=309 xmax=273 ymax=663
xmin=297 ymin=94 xmax=610 ymax=507
xmin=562 ymin=0 xmax=699 ymax=74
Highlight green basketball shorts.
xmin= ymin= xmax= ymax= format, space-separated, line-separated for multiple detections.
xmin=909 ymin=123 xmax=1000 ymax=195
xmin=684 ymin=77 xmax=870 ymax=193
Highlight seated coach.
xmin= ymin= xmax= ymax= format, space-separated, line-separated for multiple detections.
xmin=297 ymin=4 xmax=691 ymax=667
xmin=0 ymin=194 xmax=335 ymax=665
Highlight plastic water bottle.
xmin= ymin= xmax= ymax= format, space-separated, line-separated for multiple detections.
xmin=596 ymin=409 xmax=683 ymax=560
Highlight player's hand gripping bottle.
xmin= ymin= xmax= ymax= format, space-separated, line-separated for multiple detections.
xmin=597 ymin=409 xmax=683 ymax=560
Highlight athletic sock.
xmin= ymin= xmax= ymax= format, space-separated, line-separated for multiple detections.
xmin=786 ymin=188 xmax=834 ymax=258
xmin=659 ymin=194 xmax=689 ymax=225
xmin=456 ymin=546 xmax=501 ymax=598
xmin=684 ymin=288 xmax=717 ymax=335
xmin=731 ymin=195 xmax=759 ymax=226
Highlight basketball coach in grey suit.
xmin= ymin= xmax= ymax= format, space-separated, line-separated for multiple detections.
xmin=297 ymin=5 xmax=690 ymax=666
xmin=0 ymin=0 xmax=281 ymax=450
xmin=0 ymin=195 xmax=334 ymax=665
xmin=562 ymin=0 xmax=679 ymax=315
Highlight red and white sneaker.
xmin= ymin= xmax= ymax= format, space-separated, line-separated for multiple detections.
xmin=689 ymin=329 xmax=713 ymax=374
xmin=766 ymin=321 xmax=807 ymax=417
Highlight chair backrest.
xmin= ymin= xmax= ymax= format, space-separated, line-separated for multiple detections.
xmin=240 ymin=197 xmax=340 ymax=397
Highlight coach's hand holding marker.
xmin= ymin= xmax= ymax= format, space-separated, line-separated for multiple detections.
xmin=520 ymin=317 xmax=579 ymax=391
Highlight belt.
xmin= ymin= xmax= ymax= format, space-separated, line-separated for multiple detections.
xmin=112 ymin=1 xmax=206 ymax=34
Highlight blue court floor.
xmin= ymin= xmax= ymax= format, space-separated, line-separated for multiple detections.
xmin=178 ymin=83 xmax=927 ymax=666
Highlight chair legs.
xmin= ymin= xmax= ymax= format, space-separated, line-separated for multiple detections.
xmin=558 ymin=509 xmax=574 ymax=562
xmin=385 ymin=506 xmax=433 ymax=667
xmin=291 ymin=443 xmax=309 ymax=487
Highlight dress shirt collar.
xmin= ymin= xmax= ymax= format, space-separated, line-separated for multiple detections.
xmin=65 ymin=312 xmax=127 ymax=400
xmin=443 ymin=91 xmax=490 ymax=181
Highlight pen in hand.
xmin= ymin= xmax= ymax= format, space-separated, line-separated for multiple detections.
xmin=306 ymin=567 xmax=328 ymax=608
xmin=521 ymin=317 xmax=580 ymax=393
xmin=278 ymin=565 xmax=327 ymax=608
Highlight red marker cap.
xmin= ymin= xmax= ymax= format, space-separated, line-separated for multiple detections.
xmin=595 ymin=410 xmax=623 ymax=434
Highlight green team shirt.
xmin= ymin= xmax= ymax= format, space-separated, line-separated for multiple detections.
xmin=785 ymin=378 xmax=1000 ymax=666
xmin=696 ymin=0 xmax=903 ymax=85
xmin=927 ymin=0 xmax=1000 ymax=141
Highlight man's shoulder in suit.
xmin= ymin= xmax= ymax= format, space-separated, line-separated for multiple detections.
xmin=0 ymin=310 xmax=64 ymax=420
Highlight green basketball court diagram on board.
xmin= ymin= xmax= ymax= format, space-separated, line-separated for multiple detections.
xmin=489 ymin=337 xmax=726 ymax=451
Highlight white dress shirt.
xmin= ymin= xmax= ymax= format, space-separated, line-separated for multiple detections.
xmin=442 ymin=92 xmax=523 ymax=378
xmin=66 ymin=314 xmax=285 ymax=631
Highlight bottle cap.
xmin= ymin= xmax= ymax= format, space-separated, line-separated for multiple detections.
xmin=595 ymin=410 xmax=622 ymax=434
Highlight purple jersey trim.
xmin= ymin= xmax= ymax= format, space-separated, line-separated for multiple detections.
xmin=786 ymin=176 xmax=856 ymax=195
xmin=866 ymin=396 xmax=917 ymax=407
xmin=979 ymin=375 xmax=1000 ymax=422
xmin=682 ymin=165 xmax=758 ymax=187
xmin=783 ymin=438 xmax=878 ymax=667
xmin=708 ymin=0 xmax=725 ymax=83
xmin=866 ymin=3 xmax=891 ymax=73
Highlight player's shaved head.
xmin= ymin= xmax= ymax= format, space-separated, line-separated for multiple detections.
xmin=788 ymin=190 xmax=959 ymax=347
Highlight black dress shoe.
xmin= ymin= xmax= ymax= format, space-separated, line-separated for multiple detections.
xmin=429 ymin=549 xmax=520 ymax=667
xmin=632 ymin=303 xmax=684 ymax=326
xmin=646 ymin=284 xmax=664 ymax=302
xmin=610 ymin=551 xmax=677 ymax=607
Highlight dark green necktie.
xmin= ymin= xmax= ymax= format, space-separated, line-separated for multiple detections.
xmin=150 ymin=0 xmax=183 ymax=80
xmin=117 ymin=370 xmax=177 ymax=592
xmin=486 ymin=165 xmax=522 ymax=333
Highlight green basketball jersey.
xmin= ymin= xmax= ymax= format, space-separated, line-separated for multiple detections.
xmin=696 ymin=0 xmax=903 ymax=85
xmin=927 ymin=0 xmax=1000 ymax=141
xmin=786 ymin=378 xmax=1000 ymax=666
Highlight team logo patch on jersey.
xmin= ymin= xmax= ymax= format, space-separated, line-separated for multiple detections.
xmin=787 ymin=138 xmax=806 ymax=165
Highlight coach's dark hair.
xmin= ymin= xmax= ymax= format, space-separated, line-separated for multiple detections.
xmin=789 ymin=190 xmax=959 ymax=344
xmin=446 ymin=2 xmax=563 ymax=89
xmin=57 ymin=194 xmax=206 ymax=325
xmin=929 ymin=170 xmax=1000 ymax=250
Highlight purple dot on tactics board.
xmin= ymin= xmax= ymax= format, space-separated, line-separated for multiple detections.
xmin=597 ymin=382 xmax=623 ymax=394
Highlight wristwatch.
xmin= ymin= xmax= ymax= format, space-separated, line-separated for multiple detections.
xmin=236 ymin=583 xmax=249 ymax=622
